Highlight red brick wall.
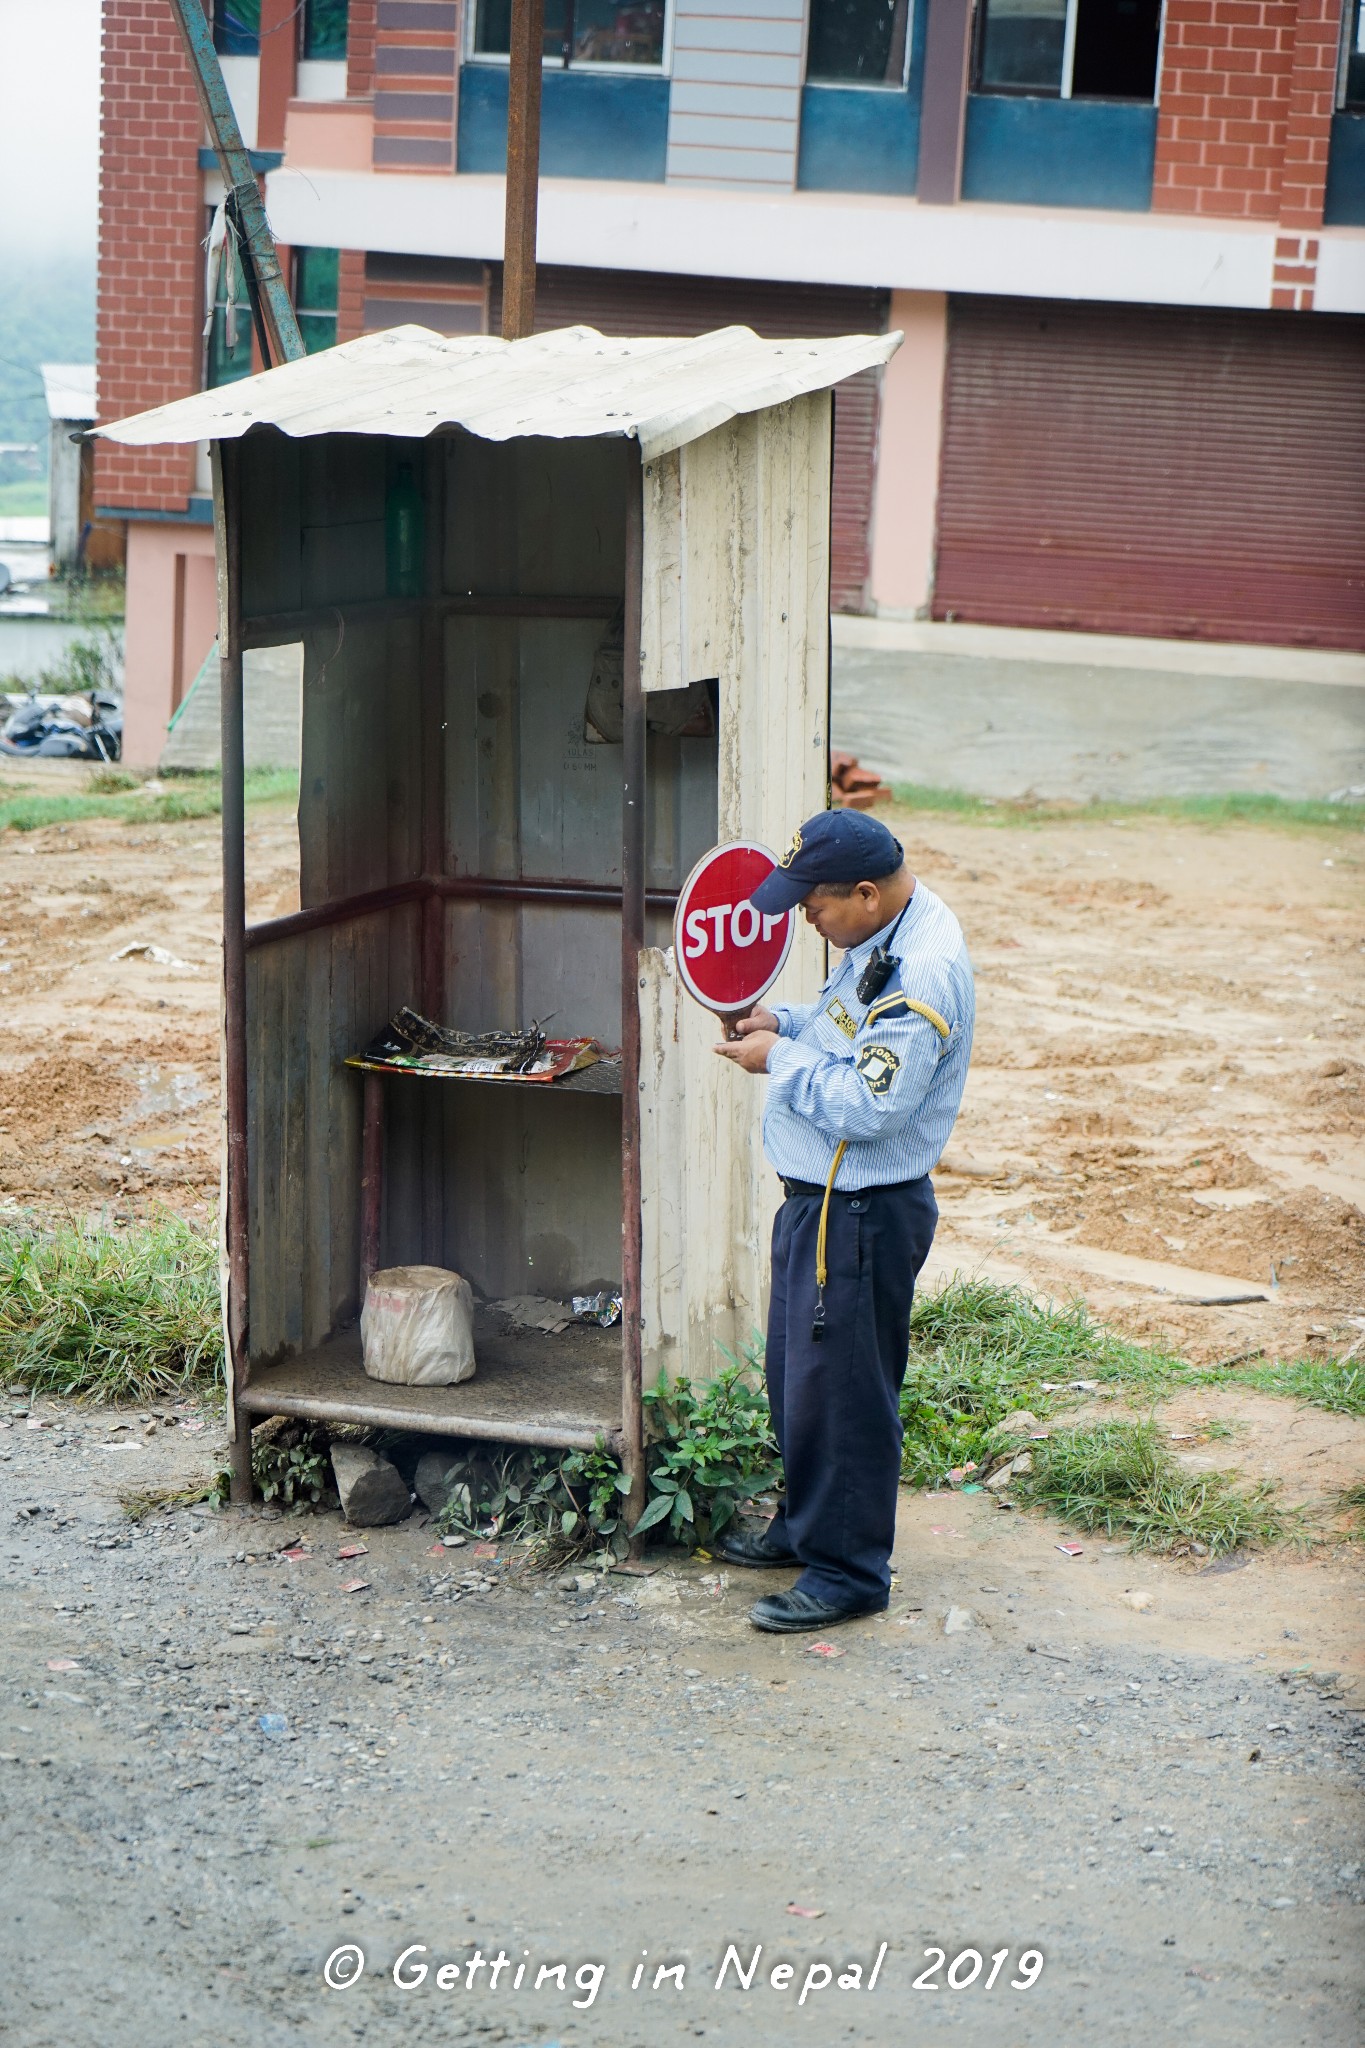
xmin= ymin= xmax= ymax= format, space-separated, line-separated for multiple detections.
xmin=337 ymin=247 xmax=368 ymax=342
xmin=95 ymin=0 xmax=204 ymax=512
xmin=1152 ymin=0 xmax=1344 ymax=230
xmin=347 ymin=0 xmax=378 ymax=96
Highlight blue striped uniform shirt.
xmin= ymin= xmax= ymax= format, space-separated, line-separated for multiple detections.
xmin=763 ymin=880 xmax=974 ymax=1189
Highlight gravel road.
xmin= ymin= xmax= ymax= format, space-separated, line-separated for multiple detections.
xmin=3 ymin=1404 xmax=1362 ymax=2048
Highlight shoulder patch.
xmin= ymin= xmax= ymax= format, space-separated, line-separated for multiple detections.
xmin=855 ymin=1043 xmax=902 ymax=1096
xmin=826 ymin=997 xmax=857 ymax=1039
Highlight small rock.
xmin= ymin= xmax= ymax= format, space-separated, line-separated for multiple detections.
xmin=555 ymin=1574 xmax=578 ymax=1593
xmin=985 ymin=1461 xmax=1017 ymax=1492
xmin=330 ymin=1444 xmax=411 ymax=1527
xmin=1121 ymin=1590 xmax=1153 ymax=1611
xmin=413 ymin=1450 xmax=461 ymax=1517
xmin=943 ymin=1606 xmax=974 ymax=1635
xmin=1317 ymin=1058 xmax=1348 ymax=1079
xmin=997 ymin=1410 xmax=1040 ymax=1436
xmin=573 ymin=1573 xmax=596 ymax=1594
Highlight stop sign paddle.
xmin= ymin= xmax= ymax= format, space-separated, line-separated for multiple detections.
xmin=673 ymin=840 xmax=795 ymax=1025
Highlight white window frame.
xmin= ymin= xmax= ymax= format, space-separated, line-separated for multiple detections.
xmin=804 ymin=0 xmax=915 ymax=92
xmin=465 ymin=0 xmax=673 ymax=77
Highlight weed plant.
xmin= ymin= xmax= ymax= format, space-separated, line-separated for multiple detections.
xmin=0 ymin=766 xmax=297 ymax=834
xmin=889 ymin=787 xmax=1364 ymax=833
xmin=0 ymin=1210 xmax=223 ymax=1401
xmin=1014 ymin=1418 xmax=1285 ymax=1556
xmin=898 ymin=1275 xmax=1186 ymax=1486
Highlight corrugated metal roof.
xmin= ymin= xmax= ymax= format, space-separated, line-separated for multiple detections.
xmin=91 ymin=322 xmax=901 ymax=462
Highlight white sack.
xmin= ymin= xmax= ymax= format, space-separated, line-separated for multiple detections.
xmin=360 ymin=1265 xmax=476 ymax=1386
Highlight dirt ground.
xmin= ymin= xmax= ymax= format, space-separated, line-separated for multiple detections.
xmin=1 ymin=770 xmax=1363 ymax=2046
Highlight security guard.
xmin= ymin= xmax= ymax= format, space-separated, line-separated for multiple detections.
xmin=712 ymin=810 xmax=974 ymax=1633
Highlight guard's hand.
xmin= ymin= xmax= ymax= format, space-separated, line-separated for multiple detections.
xmin=714 ymin=1029 xmax=778 ymax=1073
xmin=734 ymin=1005 xmax=780 ymax=1036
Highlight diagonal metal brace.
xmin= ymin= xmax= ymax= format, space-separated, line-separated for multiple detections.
xmin=164 ymin=0 xmax=305 ymax=366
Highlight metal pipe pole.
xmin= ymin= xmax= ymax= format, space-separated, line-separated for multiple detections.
xmin=214 ymin=441 xmax=253 ymax=1505
xmin=620 ymin=451 xmax=648 ymax=1550
xmin=165 ymin=0 xmax=305 ymax=365
xmin=502 ymin=0 xmax=545 ymax=340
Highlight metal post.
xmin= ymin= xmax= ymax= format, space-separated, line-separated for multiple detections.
xmin=620 ymin=452 xmax=648 ymax=1548
xmin=360 ymin=1073 xmax=385 ymax=1290
xmin=165 ymin=0 xmax=305 ymax=365
xmin=215 ymin=441 xmax=253 ymax=1506
xmin=502 ymin=0 xmax=544 ymax=340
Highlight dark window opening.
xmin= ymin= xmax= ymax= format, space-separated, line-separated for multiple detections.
xmin=471 ymin=0 xmax=666 ymax=65
xmin=295 ymin=247 xmax=340 ymax=354
xmin=1344 ymin=0 xmax=1365 ymax=108
xmin=213 ymin=0 xmax=261 ymax=57
xmin=1071 ymin=0 xmax=1161 ymax=97
xmin=976 ymin=0 xmax=1162 ymax=99
xmin=807 ymin=0 xmax=912 ymax=85
xmin=303 ymin=0 xmax=350 ymax=61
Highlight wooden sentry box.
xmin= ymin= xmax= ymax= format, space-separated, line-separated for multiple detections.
xmin=96 ymin=324 xmax=900 ymax=1513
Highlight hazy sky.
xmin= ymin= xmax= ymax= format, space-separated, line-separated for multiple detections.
xmin=0 ymin=0 xmax=101 ymax=261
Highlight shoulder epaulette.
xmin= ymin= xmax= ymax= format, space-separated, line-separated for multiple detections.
xmin=865 ymin=993 xmax=951 ymax=1040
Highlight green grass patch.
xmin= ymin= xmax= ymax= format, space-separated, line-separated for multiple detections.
xmin=0 ymin=479 xmax=47 ymax=516
xmin=899 ymin=1276 xmax=1189 ymax=1486
xmin=1014 ymin=1418 xmax=1284 ymax=1556
xmin=889 ymin=786 xmax=1365 ymax=833
xmin=0 ymin=1211 xmax=223 ymax=1402
xmin=1234 ymin=1353 xmax=1365 ymax=1417
xmin=0 ymin=766 xmax=298 ymax=834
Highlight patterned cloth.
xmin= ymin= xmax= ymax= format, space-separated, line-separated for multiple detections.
xmin=763 ymin=881 xmax=975 ymax=1189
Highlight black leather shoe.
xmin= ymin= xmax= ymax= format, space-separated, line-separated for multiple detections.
xmin=749 ymin=1587 xmax=887 ymax=1634
xmin=713 ymin=1523 xmax=798 ymax=1568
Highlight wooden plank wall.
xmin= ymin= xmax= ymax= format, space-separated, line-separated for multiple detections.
xmin=426 ymin=433 xmax=717 ymax=1302
xmin=239 ymin=432 xmax=429 ymax=1365
xmin=639 ymin=392 xmax=832 ymax=1383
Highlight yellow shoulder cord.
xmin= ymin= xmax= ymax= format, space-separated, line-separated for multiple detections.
xmin=902 ymin=998 xmax=951 ymax=1040
xmin=812 ymin=1139 xmax=848 ymax=1344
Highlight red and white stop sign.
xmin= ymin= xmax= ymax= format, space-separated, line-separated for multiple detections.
xmin=672 ymin=840 xmax=794 ymax=1014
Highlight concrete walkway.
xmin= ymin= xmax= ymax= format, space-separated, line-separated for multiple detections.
xmin=831 ymin=618 xmax=1365 ymax=802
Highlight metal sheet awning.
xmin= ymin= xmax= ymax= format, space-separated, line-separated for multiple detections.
xmin=91 ymin=322 xmax=901 ymax=462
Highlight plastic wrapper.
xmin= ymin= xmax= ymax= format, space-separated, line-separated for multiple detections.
xmin=361 ymin=1264 xmax=476 ymax=1386
xmin=573 ymin=1291 xmax=623 ymax=1328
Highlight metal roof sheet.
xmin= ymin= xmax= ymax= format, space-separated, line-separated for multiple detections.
xmin=41 ymin=362 xmax=95 ymax=423
xmin=91 ymin=322 xmax=901 ymax=462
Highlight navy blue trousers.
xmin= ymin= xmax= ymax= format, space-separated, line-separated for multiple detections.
xmin=764 ymin=1177 xmax=938 ymax=1606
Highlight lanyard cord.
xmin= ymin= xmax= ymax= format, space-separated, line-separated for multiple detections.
xmin=815 ymin=1140 xmax=848 ymax=1293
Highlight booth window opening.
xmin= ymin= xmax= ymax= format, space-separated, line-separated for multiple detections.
xmin=468 ymin=0 xmax=671 ymax=72
xmin=806 ymin=0 xmax=913 ymax=89
xmin=974 ymin=0 xmax=1164 ymax=101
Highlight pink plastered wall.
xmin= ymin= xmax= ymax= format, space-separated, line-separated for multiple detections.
xmin=868 ymin=290 xmax=949 ymax=617
xmin=122 ymin=521 xmax=218 ymax=767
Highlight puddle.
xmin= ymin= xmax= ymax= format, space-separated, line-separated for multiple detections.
xmin=131 ymin=1065 xmax=208 ymax=1121
xmin=130 ymin=1124 xmax=197 ymax=1153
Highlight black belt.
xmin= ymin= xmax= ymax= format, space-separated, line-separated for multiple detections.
xmin=779 ymin=1174 xmax=916 ymax=1200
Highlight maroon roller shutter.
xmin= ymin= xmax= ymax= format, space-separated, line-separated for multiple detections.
xmin=934 ymin=296 xmax=1365 ymax=650
xmin=489 ymin=264 xmax=888 ymax=611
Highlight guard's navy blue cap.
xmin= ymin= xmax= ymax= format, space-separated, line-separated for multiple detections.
xmin=750 ymin=810 xmax=904 ymax=915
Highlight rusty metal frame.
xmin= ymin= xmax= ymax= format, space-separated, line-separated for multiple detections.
xmin=620 ymin=449 xmax=648 ymax=1544
xmin=215 ymin=439 xmax=254 ymax=1507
